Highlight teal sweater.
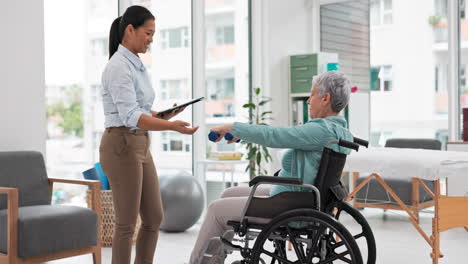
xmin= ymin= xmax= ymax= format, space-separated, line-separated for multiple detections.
xmin=231 ymin=116 xmax=353 ymax=196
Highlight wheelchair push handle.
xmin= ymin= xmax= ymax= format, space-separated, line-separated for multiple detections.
xmin=338 ymin=139 xmax=360 ymax=152
xmin=353 ymin=137 xmax=369 ymax=148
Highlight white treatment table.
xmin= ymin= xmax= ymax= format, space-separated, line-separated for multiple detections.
xmin=344 ymin=147 xmax=468 ymax=264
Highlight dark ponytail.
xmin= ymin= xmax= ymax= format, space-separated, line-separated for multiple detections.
xmin=109 ymin=17 xmax=123 ymax=59
xmin=108 ymin=6 xmax=155 ymax=59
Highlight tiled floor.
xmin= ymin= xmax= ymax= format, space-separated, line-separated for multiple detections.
xmin=45 ymin=208 xmax=468 ymax=263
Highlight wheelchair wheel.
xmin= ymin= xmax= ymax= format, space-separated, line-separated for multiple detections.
xmin=251 ymin=209 xmax=363 ymax=264
xmin=231 ymin=259 xmax=265 ymax=264
xmin=332 ymin=201 xmax=376 ymax=264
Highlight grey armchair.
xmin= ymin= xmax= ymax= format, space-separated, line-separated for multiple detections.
xmin=353 ymin=138 xmax=441 ymax=223
xmin=0 ymin=151 xmax=101 ymax=264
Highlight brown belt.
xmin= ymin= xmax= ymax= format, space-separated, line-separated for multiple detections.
xmin=105 ymin=126 xmax=148 ymax=135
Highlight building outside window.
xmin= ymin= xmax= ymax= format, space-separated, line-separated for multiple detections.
xmin=370 ymin=65 xmax=393 ymax=92
xmin=369 ymin=0 xmax=448 ymax=147
xmin=161 ymin=132 xmax=191 ymax=152
xmin=160 ymin=79 xmax=188 ymax=100
xmin=371 ymin=0 xmax=393 ymax=26
xmin=216 ymin=25 xmax=235 ymax=45
xmin=160 ymin=27 xmax=190 ymax=49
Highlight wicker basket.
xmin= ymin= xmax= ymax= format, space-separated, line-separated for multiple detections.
xmin=86 ymin=190 xmax=141 ymax=247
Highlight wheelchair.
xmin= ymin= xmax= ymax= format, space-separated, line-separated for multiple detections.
xmin=199 ymin=137 xmax=376 ymax=264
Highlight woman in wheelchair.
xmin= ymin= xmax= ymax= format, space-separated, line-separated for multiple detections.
xmin=189 ymin=71 xmax=374 ymax=264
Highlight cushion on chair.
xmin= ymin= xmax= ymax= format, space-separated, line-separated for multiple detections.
xmin=0 ymin=151 xmax=51 ymax=210
xmin=384 ymin=138 xmax=442 ymax=150
xmin=355 ymin=177 xmax=435 ymax=205
xmin=0 ymin=205 xmax=98 ymax=258
xmin=245 ymin=191 xmax=317 ymax=219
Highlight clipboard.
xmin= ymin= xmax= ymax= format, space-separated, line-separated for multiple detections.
xmin=158 ymin=97 xmax=205 ymax=115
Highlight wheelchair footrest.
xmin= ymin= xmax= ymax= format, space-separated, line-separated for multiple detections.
xmin=220 ymin=236 xmax=242 ymax=251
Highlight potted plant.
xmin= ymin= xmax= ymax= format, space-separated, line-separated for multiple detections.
xmin=428 ymin=15 xmax=444 ymax=26
xmin=242 ymin=87 xmax=274 ymax=179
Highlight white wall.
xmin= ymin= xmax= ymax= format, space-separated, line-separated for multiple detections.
xmin=256 ymin=0 xmax=317 ymax=128
xmin=0 ymin=0 xmax=46 ymax=154
xmin=253 ymin=0 xmax=318 ymax=171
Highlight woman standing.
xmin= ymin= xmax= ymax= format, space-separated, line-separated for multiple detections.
xmin=99 ymin=6 xmax=198 ymax=264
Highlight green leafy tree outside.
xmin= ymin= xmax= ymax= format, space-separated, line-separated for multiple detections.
xmin=46 ymin=84 xmax=84 ymax=137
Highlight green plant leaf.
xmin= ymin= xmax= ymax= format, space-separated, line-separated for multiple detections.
xmin=261 ymin=146 xmax=272 ymax=162
xmin=259 ymin=98 xmax=272 ymax=106
xmin=247 ymin=147 xmax=257 ymax=160
xmin=242 ymin=103 xmax=256 ymax=109
xmin=261 ymin=111 xmax=273 ymax=116
xmin=255 ymin=87 xmax=261 ymax=95
xmin=256 ymin=152 xmax=262 ymax=166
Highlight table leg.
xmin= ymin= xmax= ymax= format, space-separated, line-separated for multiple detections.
xmin=431 ymin=180 xmax=441 ymax=264
xmin=347 ymin=173 xmax=433 ymax=246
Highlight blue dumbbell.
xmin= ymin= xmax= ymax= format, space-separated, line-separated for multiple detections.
xmin=208 ymin=131 xmax=240 ymax=143
xmin=208 ymin=131 xmax=221 ymax=142
xmin=224 ymin=133 xmax=240 ymax=143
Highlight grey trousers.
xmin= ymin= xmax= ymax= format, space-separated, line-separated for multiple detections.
xmin=189 ymin=185 xmax=271 ymax=264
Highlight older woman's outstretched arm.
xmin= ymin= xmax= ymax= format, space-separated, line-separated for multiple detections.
xmin=211 ymin=120 xmax=336 ymax=151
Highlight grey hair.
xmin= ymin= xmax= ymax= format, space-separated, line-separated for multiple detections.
xmin=312 ymin=71 xmax=351 ymax=113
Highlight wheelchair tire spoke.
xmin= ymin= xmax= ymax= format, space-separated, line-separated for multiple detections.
xmin=330 ymin=240 xmax=345 ymax=250
xmin=285 ymin=226 xmax=307 ymax=263
xmin=305 ymin=225 xmax=327 ymax=263
xmin=274 ymin=240 xmax=287 ymax=260
xmin=333 ymin=201 xmax=377 ymax=264
xmin=354 ymin=232 xmax=364 ymax=240
xmin=261 ymin=249 xmax=295 ymax=264
xmin=318 ymin=251 xmax=352 ymax=264
xmin=269 ymin=249 xmax=277 ymax=264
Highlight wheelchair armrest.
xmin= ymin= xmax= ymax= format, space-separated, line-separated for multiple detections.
xmin=249 ymin=176 xmax=303 ymax=187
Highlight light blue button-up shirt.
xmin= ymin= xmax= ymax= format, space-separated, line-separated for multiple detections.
xmin=101 ymin=44 xmax=155 ymax=129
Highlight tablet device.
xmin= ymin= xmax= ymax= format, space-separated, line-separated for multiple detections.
xmin=158 ymin=97 xmax=205 ymax=115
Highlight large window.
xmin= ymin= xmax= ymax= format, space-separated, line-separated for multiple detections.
xmin=370 ymin=0 xmax=448 ymax=147
xmin=120 ymin=0 xmax=193 ymax=173
xmin=45 ymin=0 xmax=118 ymax=205
xmin=203 ymin=0 xmax=250 ymax=204
xmin=45 ymin=0 xmax=250 ymax=206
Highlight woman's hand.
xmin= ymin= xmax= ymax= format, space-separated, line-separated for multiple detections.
xmin=210 ymin=124 xmax=239 ymax=143
xmin=153 ymin=103 xmax=186 ymax=120
xmin=172 ymin=120 xmax=199 ymax=135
